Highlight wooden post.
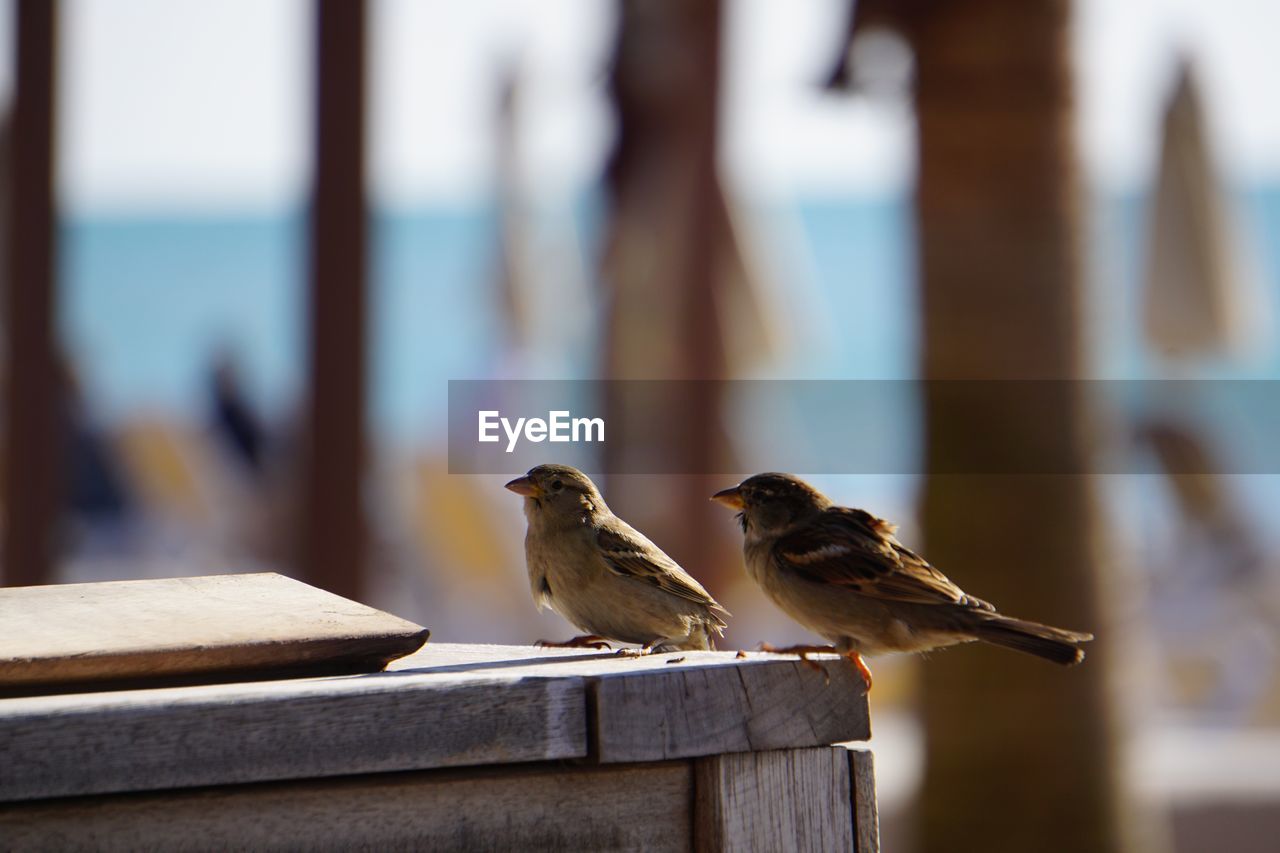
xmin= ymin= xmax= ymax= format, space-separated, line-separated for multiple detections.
xmin=909 ymin=2 xmax=1129 ymax=852
xmin=601 ymin=0 xmax=736 ymax=602
xmin=300 ymin=0 xmax=369 ymax=600
xmin=3 ymin=1 xmax=60 ymax=587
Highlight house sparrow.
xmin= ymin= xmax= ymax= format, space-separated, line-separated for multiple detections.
xmin=712 ymin=473 xmax=1093 ymax=688
xmin=505 ymin=464 xmax=729 ymax=651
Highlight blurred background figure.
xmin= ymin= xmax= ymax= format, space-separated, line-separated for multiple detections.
xmin=1 ymin=0 xmax=1278 ymax=851
xmin=208 ymin=350 xmax=269 ymax=479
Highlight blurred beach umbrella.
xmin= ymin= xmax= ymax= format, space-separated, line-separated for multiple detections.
xmin=1138 ymin=60 xmax=1268 ymax=700
xmin=1136 ymin=421 xmax=1264 ymax=584
xmin=490 ymin=56 xmax=600 ymax=377
xmin=493 ymin=61 xmax=534 ymax=350
xmin=1143 ymin=59 xmax=1253 ymax=358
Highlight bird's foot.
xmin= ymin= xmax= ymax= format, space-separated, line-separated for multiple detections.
xmin=614 ymin=647 xmax=647 ymax=658
xmin=758 ymin=642 xmax=838 ymax=683
xmin=846 ymin=651 xmax=873 ymax=692
xmin=758 ymin=642 xmax=838 ymax=658
xmin=536 ymin=634 xmax=612 ymax=650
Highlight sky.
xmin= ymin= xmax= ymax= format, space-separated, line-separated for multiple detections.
xmin=0 ymin=0 xmax=1277 ymax=212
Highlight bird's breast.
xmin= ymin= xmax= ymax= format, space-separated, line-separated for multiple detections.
xmin=742 ymin=536 xmax=776 ymax=587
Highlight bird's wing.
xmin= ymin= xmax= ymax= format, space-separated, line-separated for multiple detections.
xmin=773 ymin=507 xmax=992 ymax=609
xmin=596 ymin=522 xmax=730 ymax=623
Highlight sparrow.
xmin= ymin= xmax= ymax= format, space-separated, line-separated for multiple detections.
xmin=712 ymin=473 xmax=1093 ymax=688
xmin=505 ymin=464 xmax=729 ymax=651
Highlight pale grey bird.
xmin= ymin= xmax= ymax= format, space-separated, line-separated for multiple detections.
xmin=713 ymin=473 xmax=1093 ymax=688
xmin=505 ymin=464 xmax=729 ymax=651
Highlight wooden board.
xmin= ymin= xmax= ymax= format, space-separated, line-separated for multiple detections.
xmin=0 ymin=668 xmax=587 ymax=802
xmin=0 ymin=573 xmax=430 ymax=695
xmin=0 ymin=751 xmax=878 ymax=852
xmin=589 ymin=652 xmax=869 ymax=764
xmin=848 ymin=748 xmax=880 ymax=853
xmin=694 ymin=747 xmax=856 ymax=852
xmin=0 ymin=643 xmax=868 ymax=802
xmin=388 ymin=643 xmax=870 ymax=764
xmin=0 ymin=761 xmax=693 ymax=852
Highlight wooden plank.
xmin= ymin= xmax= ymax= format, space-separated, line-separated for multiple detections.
xmin=0 ymin=573 xmax=428 ymax=695
xmin=0 ymin=643 xmax=870 ymax=802
xmin=588 ymin=650 xmax=870 ymax=763
xmin=848 ymin=747 xmax=880 ymax=853
xmin=0 ymin=761 xmax=693 ymax=852
xmin=389 ymin=644 xmax=870 ymax=762
xmin=694 ymin=747 xmax=854 ymax=852
xmin=0 ymin=669 xmax=586 ymax=802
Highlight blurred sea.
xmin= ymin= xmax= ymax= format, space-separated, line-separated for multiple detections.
xmin=61 ymin=188 xmax=1280 ymax=444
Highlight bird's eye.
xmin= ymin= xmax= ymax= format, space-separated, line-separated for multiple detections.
xmin=551 ymin=479 xmax=564 ymax=491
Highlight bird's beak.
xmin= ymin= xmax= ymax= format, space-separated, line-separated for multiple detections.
xmin=504 ymin=475 xmax=543 ymax=497
xmin=711 ymin=485 xmax=744 ymax=510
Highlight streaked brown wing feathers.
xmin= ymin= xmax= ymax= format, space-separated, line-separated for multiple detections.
xmin=773 ymin=507 xmax=977 ymax=607
xmin=596 ymin=524 xmax=730 ymax=622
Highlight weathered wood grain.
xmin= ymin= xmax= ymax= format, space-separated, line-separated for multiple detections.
xmin=390 ymin=644 xmax=870 ymax=765
xmin=0 ymin=573 xmax=429 ymax=694
xmin=848 ymin=747 xmax=880 ymax=853
xmin=0 ymin=644 xmax=870 ymax=803
xmin=0 ymin=670 xmax=586 ymax=802
xmin=694 ymin=747 xmax=854 ymax=852
xmin=588 ymin=651 xmax=870 ymax=763
xmin=0 ymin=761 xmax=693 ymax=852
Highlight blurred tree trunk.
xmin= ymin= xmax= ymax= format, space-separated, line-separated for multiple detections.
xmin=909 ymin=2 xmax=1133 ymax=852
xmin=600 ymin=0 xmax=738 ymax=604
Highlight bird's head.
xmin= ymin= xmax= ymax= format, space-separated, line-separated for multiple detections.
xmin=711 ymin=472 xmax=831 ymax=536
xmin=505 ymin=464 xmax=605 ymax=520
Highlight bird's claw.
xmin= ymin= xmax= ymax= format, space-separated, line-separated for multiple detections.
xmin=536 ymin=635 xmax=613 ymax=651
xmin=847 ymin=652 xmax=873 ymax=692
xmin=798 ymin=654 xmax=831 ymax=684
xmin=757 ymin=642 xmax=840 ymax=684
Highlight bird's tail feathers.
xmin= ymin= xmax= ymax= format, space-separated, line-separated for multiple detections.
xmin=973 ymin=615 xmax=1093 ymax=666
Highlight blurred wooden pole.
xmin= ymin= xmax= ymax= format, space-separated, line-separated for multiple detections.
xmin=3 ymin=1 xmax=60 ymax=587
xmin=301 ymin=0 xmax=368 ymax=600
xmin=910 ymin=2 xmax=1128 ymax=852
xmin=601 ymin=0 xmax=735 ymax=603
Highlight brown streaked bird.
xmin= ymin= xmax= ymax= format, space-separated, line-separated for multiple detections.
xmin=505 ymin=464 xmax=729 ymax=651
xmin=712 ymin=473 xmax=1093 ymax=688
